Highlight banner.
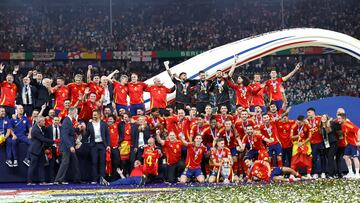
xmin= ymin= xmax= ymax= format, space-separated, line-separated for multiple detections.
xmin=32 ymin=52 xmax=56 ymax=61
xmin=0 ymin=47 xmax=344 ymax=61
xmin=10 ymin=52 xmax=25 ymax=60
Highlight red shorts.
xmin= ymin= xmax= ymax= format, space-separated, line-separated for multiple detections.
xmin=143 ymin=165 xmax=158 ymax=176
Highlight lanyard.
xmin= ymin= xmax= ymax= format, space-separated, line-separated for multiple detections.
xmin=152 ymin=117 xmax=158 ymax=126
xmin=181 ymin=82 xmax=188 ymax=94
xmin=194 ymin=147 xmax=201 ymax=160
xmin=217 ymin=149 xmax=224 ymax=159
xmin=221 ymin=115 xmax=226 ymax=124
xmin=241 ymin=120 xmax=248 ymax=130
xmin=210 ymin=128 xmax=217 ymax=139
xmin=225 ymin=130 xmax=232 ymax=145
xmin=271 ymin=80 xmax=277 ymax=92
xmin=241 ymin=86 xmax=247 ymax=98
xmin=264 ymin=123 xmax=272 ymax=136
xmin=298 ymin=125 xmax=304 ymax=137
xmin=311 ymin=118 xmax=316 ymax=128
xmin=256 ymin=115 xmax=263 ymax=125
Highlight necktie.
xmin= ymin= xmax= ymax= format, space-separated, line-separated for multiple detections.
xmin=25 ymin=85 xmax=29 ymax=104
xmin=55 ymin=126 xmax=59 ymax=139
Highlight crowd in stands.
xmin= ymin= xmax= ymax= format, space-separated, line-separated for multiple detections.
xmin=0 ymin=0 xmax=359 ymax=52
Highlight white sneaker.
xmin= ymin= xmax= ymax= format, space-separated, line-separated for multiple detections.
xmin=306 ymin=174 xmax=312 ymax=179
xmin=312 ymin=174 xmax=319 ymax=179
xmin=354 ymin=174 xmax=360 ymax=179
xmin=321 ymin=173 xmax=326 ymax=179
xmin=344 ymin=173 xmax=355 ymax=179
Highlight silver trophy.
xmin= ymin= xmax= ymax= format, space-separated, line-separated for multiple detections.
xmin=221 ymin=158 xmax=231 ymax=184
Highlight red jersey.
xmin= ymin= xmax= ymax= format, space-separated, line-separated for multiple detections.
xmin=130 ymin=165 xmax=144 ymax=177
xmin=190 ymin=123 xmax=209 ymax=138
xmin=217 ymin=128 xmax=239 ymax=149
xmin=122 ymin=122 xmax=132 ymax=146
xmin=146 ymin=116 xmax=166 ymax=134
xmin=113 ymin=81 xmax=128 ymax=105
xmin=53 ymin=85 xmax=69 ymax=111
xmin=177 ymin=117 xmax=191 ymax=141
xmin=248 ymin=82 xmax=265 ymax=107
xmin=185 ymin=143 xmax=207 ymax=169
xmin=204 ymin=115 xmax=212 ymax=124
xmin=265 ymin=78 xmax=284 ymax=102
xmin=0 ymin=81 xmax=17 ymax=107
xmin=242 ymin=133 xmax=267 ymax=150
xmin=291 ymin=124 xmax=311 ymax=142
xmin=341 ymin=121 xmax=360 ymax=146
xmin=226 ymin=79 xmax=251 ymax=108
xmin=128 ymin=82 xmax=147 ymax=105
xmin=109 ymin=121 xmax=120 ymax=147
xmin=201 ymin=126 xmax=218 ymax=148
xmin=79 ymin=100 xmax=98 ymax=122
xmin=44 ymin=117 xmax=53 ymax=127
xmin=67 ymin=83 xmax=86 ymax=108
xmin=268 ymin=109 xmax=284 ymax=121
xmin=210 ymin=147 xmax=231 ymax=171
xmin=248 ymin=160 xmax=270 ymax=182
xmin=165 ymin=115 xmax=179 ymax=136
xmin=276 ymin=120 xmax=295 ymax=148
xmin=260 ymin=122 xmax=279 ymax=146
xmin=307 ymin=116 xmax=323 ymax=144
xmin=188 ymin=117 xmax=199 ymax=130
xmin=235 ymin=119 xmax=256 ymax=139
xmin=87 ymin=82 xmax=104 ymax=101
xmin=143 ymin=146 xmax=161 ymax=175
xmin=163 ymin=140 xmax=182 ymax=165
xmin=145 ymin=85 xmax=173 ymax=109
xmin=214 ymin=114 xmax=233 ymax=126
xmin=58 ymin=109 xmax=69 ymax=121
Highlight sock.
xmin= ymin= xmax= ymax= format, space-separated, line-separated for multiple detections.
xmin=355 ymin=168 xmax=359 ymax=175
xmin=348 ymin=166 xmax=354 ymax=174
xmin=232 ymin=163 xmax=239 ymax=175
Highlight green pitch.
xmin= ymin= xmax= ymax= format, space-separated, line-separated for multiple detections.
xmin=68 ymin=179 xmax=360 ymax=203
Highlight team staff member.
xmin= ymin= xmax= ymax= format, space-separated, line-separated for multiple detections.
xmin=85 ymin=110 xmax=110 ymax=184
xmin=54 ymin=107 xmax=81 ymax=184
xmin=10 ymin=105 xmax=32 ymax=167
xmin=27 ymin=116 xmax=55 ymax=185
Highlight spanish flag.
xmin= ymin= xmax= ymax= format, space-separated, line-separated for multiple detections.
xmin=119 ymin=141 xmax=131 ymax=160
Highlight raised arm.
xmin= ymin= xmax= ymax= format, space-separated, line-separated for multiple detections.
xmin=87 ymin=65 xmax=92 ymax=83
xmin=155 ymin=129 xmax=165 ymax=146
xmin=282 ymin=62 xmax=301 ymax=82
xmin=107 ymin=69 xmax=119 ymax=81
xmin=163 ymin=61 xmax=174 ymax=80
xmin=229 ymin=55 xmax=240 ymax=77
xmin=0 ymin=63 xmax=6 ymax=81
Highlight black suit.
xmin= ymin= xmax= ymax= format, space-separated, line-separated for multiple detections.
xmin=85 ymin=120 xmax=110 ymax=182
xmin=55 ymin=117 xmax=81 ymax=183
xmin=30 ymin=78 xmax=51 ymax=110
xmin=15 ymin=81 xmax=38 ymax=116
xmin=27 ymin=124 xmax=54 ymax=183
xmin=45 ymin=125 xmax=61 ymax=181
xmin=130 ymin=124 xmax=151 ymax=164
